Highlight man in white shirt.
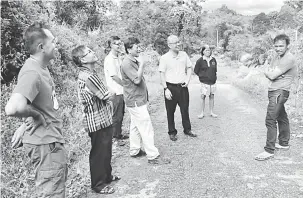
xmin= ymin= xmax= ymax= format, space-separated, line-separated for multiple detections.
xmin=104 ymin=36 xmax=129 ymax=143
xmin=159 ymin=35 xmax=197 ymax=141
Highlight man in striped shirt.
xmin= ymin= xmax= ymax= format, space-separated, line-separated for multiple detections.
xmin=72 ymin=45 xmax=119 ymax=194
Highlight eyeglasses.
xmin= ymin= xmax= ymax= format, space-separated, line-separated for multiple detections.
xmin=169 ymin=41 xmax=181 ymax=45
xmin=82 ymin=49 xmax=93 ymax=58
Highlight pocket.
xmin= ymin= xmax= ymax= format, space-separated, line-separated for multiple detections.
xmin=276 ymin=94 xmax=288 ymax=104
xmin=24 ymin=144 xmax=41 ymax=168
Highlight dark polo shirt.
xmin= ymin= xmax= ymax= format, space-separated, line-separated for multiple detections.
xmin=121 ymin=55 xmax=148 ymax=107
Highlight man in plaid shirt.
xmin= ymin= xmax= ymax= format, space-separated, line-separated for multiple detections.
xmin=72 ymin=45 xmax=120 ymax=194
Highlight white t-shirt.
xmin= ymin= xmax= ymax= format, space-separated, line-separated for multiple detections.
xmin=158 ymin=51 xmax=192 ymax=84
xmin=104 ymin=52 xmax=123 ymax=95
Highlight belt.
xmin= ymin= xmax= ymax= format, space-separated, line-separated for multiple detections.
xmin=166 ymin=82 xmax=183 ymax=87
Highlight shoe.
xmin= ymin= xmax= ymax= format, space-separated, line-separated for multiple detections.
xmin=254 ymin=151 xmax=274 ymax=161
xmin=169 ymin=134 xmax=177 ymax=141
xmin=184 ymin=131 xmax=197 ymax=137
xmin=275 ymin=143 xmax=290 ymax=150
xmin=97 ymin=185 xmax=115 ymax=194
xmin=210 ymin=113 xmax=218 ymax=118
xmin=197 ymin=113 xmax=204 ymax=119
xmin=131 ymin=149 xmax=146 ymax=158
xmin=116 ymin=134 xmax=129 ymax=140
xmin=148 ymin=156 xmax=171 ymax=165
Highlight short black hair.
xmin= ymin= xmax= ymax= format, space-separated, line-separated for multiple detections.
xmin=71 ymin=45 xmax=86 ymax=67
xmin=23 ymin=22 xmax=50 ymax=54
xmin=124 ymin=37 xmax=140 ymax=54
xmin=274 ymin=34 xmax=290 ymax=46
xmin=200 ymin=45 xmax=211 ymax=56
xmin=104 ymin=36 xmax=120 ymax=54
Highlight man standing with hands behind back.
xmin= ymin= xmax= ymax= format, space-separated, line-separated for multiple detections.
xmin=159 ymin=35 xmax=197 ymax=142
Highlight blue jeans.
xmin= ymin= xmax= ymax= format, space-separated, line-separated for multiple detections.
xmin=264 ymin=89 xmax=290 ymax=154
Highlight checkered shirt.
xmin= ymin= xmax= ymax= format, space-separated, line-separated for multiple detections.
xmin=77 ymin=68 xmax=113 ymax=133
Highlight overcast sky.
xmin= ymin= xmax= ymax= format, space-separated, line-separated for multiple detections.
xmin=201 ymin=0 xmax=285 ymax=15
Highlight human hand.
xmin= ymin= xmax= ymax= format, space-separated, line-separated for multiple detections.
xmin=25 ymin=114 xmax=47 ymax=135
xmin=137 ymin=55 xmax=146 ymax=68
xmin=12 ymin=123 xmax=26 ymax=149
xmin=102 ymin=91 xmax=115 ymax=101
xmin=164 ymin=88 xmax=173 ymax=100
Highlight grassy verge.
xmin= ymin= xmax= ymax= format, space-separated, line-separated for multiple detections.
xmin=220 ymin=57 xmax=303 ymax=137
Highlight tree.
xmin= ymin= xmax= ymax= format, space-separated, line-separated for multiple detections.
xmin=252 ymin=12 xmax=270 ymax=35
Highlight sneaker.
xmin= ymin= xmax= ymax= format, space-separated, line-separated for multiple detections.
xmin=275 ymin=143 xmax=290 ymax=150
xmin=184 ymin=131 xmax=197 ymax=137
xmin=130 ymin=149 xmax=146 ymax=158
xmin=148 ymin=156 xmax=171 ymax=165
xmin=169 ymin=134 xmax=177 ymax=141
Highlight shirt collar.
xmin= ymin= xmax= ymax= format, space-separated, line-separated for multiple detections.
xmin=79 ymin=66 xmax=93 ymax=73
xmin=169 ymin=50 xmax=181 ymax=59
xmin=109 ymin=51 xmax=119 ymax=59
xmin=202 ymin=56 xmax=213 ymax=61
xmin=126 ymin=54 xmax=138 ymax=64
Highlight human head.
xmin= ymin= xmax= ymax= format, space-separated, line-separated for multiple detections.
xmin=71 ymin=45 xmax=98 ymax=67
xmin=24 ymin=22 xmax=57 ymax=60
xmin=124 ymin=37 xmax=140 ymax=57
xmin=273 ymin=34 xmax=290 ymax=57
xmin=167 ymin=35 xmax=182 ymax=52
xmin=201 ymin=45 xmax=211 ymax=57
xmin=105 ymin=36 xmax=123 ymax=54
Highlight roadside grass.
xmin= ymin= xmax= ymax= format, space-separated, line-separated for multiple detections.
xmin=222 ymin=58 xmax=303 ymax=136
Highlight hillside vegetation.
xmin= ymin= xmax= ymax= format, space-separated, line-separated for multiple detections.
xmin=1 ymin=1 xmax=302 ymax=197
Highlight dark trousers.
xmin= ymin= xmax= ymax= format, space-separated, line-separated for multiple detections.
xmin=264 ymin=89 xmax=290 ymax=154
xmin=88 ymin=126 xmax=113 ymax=192
xmin=111 ymin=94 xmax=125 ymax=138
xmin=165 ymin=82 xmax=191 ymax=135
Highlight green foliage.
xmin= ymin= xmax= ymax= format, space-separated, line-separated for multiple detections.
xmin=252 ymin=13 xmax=270 ymax=35
xmin=1 ymin=1 xmax=303 ymax=197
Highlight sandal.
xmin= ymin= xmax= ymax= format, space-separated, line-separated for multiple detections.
xmin=99 ymin=185 xmax=115 ymax=194
xmin=254 ymin=151 xmax=274 ymax=161
xmin=111 ymin=175 xmax=121 ymax=182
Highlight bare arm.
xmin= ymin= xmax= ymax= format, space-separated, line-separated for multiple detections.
xmin=86 ymin=77 xmax=110 ymax=101
xmin=160 ymin=72 xmax=167 ymax=89
xmin=134 ymin=61 xmax=145 ymax=85
xmin=6 ymin=93 xmax=44 ymax=119
xmin=185 ymin=67 xmax=192 ymax=84
xmin=5 ymin=93 xmax=47 ymax=135
xmin=264 ymin=57 xmax=295 ymax=80
xmin=160 ymin=71 xmax=172 ymax=100
xmin=111 ymin=75 xmax=123 ymax=86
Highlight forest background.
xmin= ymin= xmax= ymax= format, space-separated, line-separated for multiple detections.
xmin=1 ymin=0 xmax=303 ymax=197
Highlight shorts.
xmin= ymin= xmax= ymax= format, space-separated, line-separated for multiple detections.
xmin=200 ymin=83 xmax=216 ymax=96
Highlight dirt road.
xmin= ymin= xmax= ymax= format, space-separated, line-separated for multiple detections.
xmin=89 ymin=73 xmax=303 ymax=198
